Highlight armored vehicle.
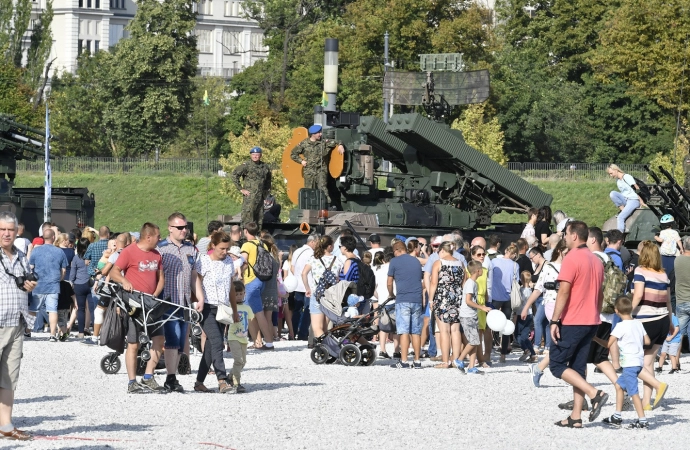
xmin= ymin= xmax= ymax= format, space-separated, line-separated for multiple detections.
xmin=0 ymin=115 xmax=95 ymax=238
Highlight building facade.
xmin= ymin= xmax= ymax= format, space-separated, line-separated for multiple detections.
xmin=27 ymin=0 xmax=267 ymax=78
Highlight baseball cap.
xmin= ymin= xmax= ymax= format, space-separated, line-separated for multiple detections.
xmin=308 ymin=124 xmax=322 ymax=134
xmin=368 ymin=233 xmax=381 ymax=243
xmin=405 ymin=237 xmax=418 ymax=245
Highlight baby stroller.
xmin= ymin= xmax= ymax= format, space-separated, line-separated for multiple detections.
xmin=310 ymin=281 xmax=392 ymax=367
xmin=97 ymin=281 xmax=203 ymax=375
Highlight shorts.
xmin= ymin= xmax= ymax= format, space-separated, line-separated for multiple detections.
xmin=163 ymin=308 xmax=189 ymax=350
xmin=641 ymin=315 xmax=671 ymax=348
xmin=126 ymin=315 xmax=164 ymax=344
xmin=587 ymin=322 xmax=612 ymax=365
xmin=245 ymin=278 xmax=264 ymax=314
xmin=395 ymin=302 xmax=423 ymax=335
xmin=661 ymin=340 xmax=680 ymax=355
xmin=30 ymin=293 xmax=59 ymax=314
xmin=0 ymin=325 xmax=23 ymax=390
xmin=57 ymin=309 xmax=70 ymax=328
xmin=616 ymin=366 xmax=642 ymax=396
xmin=97 ymin=295 xmax=112 ymax=308
xmin=459 ymin=316 xmax=480 ymax=346
xmin=549 ymin=324 xmax=598 ymax=379
xmin=309 ymin=295 xmax=321 ymax=315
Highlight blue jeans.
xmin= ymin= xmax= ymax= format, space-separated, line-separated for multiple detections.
xmin=32 ymin=303 xmax=49 ymax=332
xmin=428 ymin=316 xmax=437 ymax=356
xmin=163 ymin=307 xmax=189 ymax=350
xmin=533 ymin=297 xmax=552 ymax=350
xmin=30 ymin=293 xmax=59 ymax=313
xmin=516 ymin=315 xmax=535 ymax=355
xmin=292 ymin=292 xmax=311 ymax=340
xmin=73 ymin=283 xmax=91 ymax=334
xmin=676 ymin=302 xmax=690 ymax=339
xmin=87 ymin=291 xmax=98 ymax=321
xmin=610 ymin=191 xmax=640 ymax=232
xmin=395 ymin=302 xmax=423 ymax=335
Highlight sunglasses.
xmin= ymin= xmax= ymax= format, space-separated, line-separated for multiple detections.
xmin=170 ymin=225 xmax=187 ymax=231
xmin=474 ymin=253 xmax=486 ymax=257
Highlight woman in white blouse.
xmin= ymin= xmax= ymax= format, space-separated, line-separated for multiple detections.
xmin=192 ymin=231 xmax=239 ymax=394
xmin=607 ymin=164 xmax=642 ymax=232
xmin=302 ymin=236 xmax=342 ymax=339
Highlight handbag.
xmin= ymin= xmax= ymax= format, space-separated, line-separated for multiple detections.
xmin=100 ymin=298 xmax=127 ymax=354
xmin=216 ymin=304 xmax=234 ymax=325
xmin=510 ymin=264 xmax=522 ymax=311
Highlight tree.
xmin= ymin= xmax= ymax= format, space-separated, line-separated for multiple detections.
xmin=452 ymin=103 xmax=507 ymax=165
xmin=25 ymin=0 xmax=53 ymax=92
xmin=219 ymin=118 xmax=293 ymax=208
xmin=0 ymin=59 xmax=44 ymax=127
xmin=101 ymin=0 xmax=198 ymax=157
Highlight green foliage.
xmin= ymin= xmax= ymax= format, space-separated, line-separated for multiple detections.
xmin=451 ymin=103 xmax=507 ymax=165
xmin=0 ymin=59 xmax=43 ymax=127
xmin=24 ymin=0 xmax=53 ymax=90
xmin=3 ymin=0 xmax=31 ymax=67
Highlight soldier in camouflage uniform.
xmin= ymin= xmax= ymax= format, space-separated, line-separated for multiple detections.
xmin=290 ymin=124 xmax=344 ymax=205
xmin=232 ymin=146 xmax=272 ymax=229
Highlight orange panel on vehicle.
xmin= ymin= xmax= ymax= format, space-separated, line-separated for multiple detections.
xmin=282 ymin=127 xmax=308 ymax=205
xmin=329 ymin=148 xmax=344 ymax=178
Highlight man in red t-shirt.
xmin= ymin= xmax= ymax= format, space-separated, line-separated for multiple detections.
xmin=110 ymin=223 xmax=166 ymax=394
xmin=549 ymin=220 xmax=608 ymax=427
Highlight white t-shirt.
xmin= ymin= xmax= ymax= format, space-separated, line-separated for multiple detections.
xmin=521 ymin=223 xmax=535 ymax=239
xmin=14 ymin=237 xmax=30 ymax=255
xmin=617 ymin=174 xmax=639 ymax=201
xmin=369 ymin=248 xmax=384 ymax=265
xmin=659 ymin=229 xmax=681 ymax=256
xmin=611 ymin=319 xmax=647 ymax=368
xmin=520 ymin=287 xmax=533 ymax=315
xmin=460 ymin=278 xmax=478 ymax=318
xmin=373 ymin=263 xmax=395 ymax=303
xmin=291 ymin=245 xmax=313 ymax=293
xmin=194 ymin=254 xmax=234 ymax=306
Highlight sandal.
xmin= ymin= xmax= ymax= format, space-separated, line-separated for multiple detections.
xmin=588 ymin=390 xmax=609 ymax=422
xmin=434 ymin=362 xmax=451 ymax=369
xmin=555 ymin=416 xmax=583 ymax=428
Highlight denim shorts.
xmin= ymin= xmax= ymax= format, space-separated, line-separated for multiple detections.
xmin=245 ymin=278 xmax=264 ymax=314
xmin=616 ymin=366 xmax=642 ymax=396
xmin=309 ymin=295 xmax=321 ymax=314
xmin=30 ymin=293 xmax=59 ymax=314
xmin=395 ymin=302 xmax=424 ymax=335
xmin=163 ymin=308 xmax=189 ymax=350
xmin=549 ymin=324 xmax=598 ymax=379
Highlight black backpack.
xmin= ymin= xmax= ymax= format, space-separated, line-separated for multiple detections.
xmin=347 ymin=257 xmax=376 ymax=298
xmin=247 ymin=240 xmax=274 ymax=282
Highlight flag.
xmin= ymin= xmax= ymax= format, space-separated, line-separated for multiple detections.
xmin=321 ymin=91 xmax=328 ymax=107
xmin=203 ymin=90 xmax=210 ymax=106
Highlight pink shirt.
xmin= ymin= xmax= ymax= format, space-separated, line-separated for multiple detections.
xmin=557 ymin=246 xmax=603 ymax=326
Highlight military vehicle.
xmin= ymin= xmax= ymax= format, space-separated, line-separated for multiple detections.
xmin=0 ymin=115 xmax=95 ymax=238
xmin=220 ymin=39 xmax=552 ymax=247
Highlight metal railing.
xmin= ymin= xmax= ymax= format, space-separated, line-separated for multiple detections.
xmin=17 ymin=157 xmax=222 ymax=174
xmin=507 ymin=162 xmax=649 ymax=181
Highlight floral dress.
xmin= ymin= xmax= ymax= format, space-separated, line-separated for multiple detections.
xmin=432 ymin=259 xmax=465 ymax=324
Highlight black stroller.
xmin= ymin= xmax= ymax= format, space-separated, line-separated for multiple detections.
xmin=310 ymin=281 xmax=393 ymax=367
xmin=97 ymin=281 xmax=202 ymax=375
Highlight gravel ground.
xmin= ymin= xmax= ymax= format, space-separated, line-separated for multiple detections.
xmin=2 ymin=335 xmax=690 ymax=449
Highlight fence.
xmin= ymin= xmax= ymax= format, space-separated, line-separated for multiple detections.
xmin=507 ymin=162 xmax=649 ymax=181
xmin=17 ymin=157 xmax=223 ymax=174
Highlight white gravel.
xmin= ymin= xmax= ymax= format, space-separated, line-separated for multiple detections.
xmin=3 ymin=335 xmax=690 ymax=449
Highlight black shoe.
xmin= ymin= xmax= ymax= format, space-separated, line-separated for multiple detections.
xmin=627 ymin=420 xmax=649 ymax=429
xmin=558 ymin=399 xmax=589 ymax=411
xmin=603 ymin=415 xmax=622 ymax=428
xmin=615 ymin=367 xmax=623 ymax=374
xmin=393 ymin=352 xmax=401 ymax=359
xmin=164 ymin=376 xmax=184 ymax=393
xmin=419 ymin=351 xmax=430 ymax=359
xmin=594 ymin=367 xmax=603 ymax=373
xmin=236 ymin=384 xmax=246 ymax=393
xmin=669 ymin=369 xmax=679 ymax=374
xmin=378 ymin=351 xmax=391 ymax=359
xmin=655 ymin=367 xmax=663 ymax=373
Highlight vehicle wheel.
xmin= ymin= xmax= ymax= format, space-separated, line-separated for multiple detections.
xmin=138 ymin=333 xmax=150 ymax=345
xmin=310 ymin=345 xmax=329 ymax=364
xmin=191 ymin=324 xmax=203 ymax=337
xmin=140 ymin=349 xmax=151 ymax=362
xmin=190 ymin=310 xmax=202 ymax=324
xmin=339 ymin=344 xmax=361 ymax=366
xmin=178 ymin=353 xmax=191 ymax=375
xmin=100 ymin=353 xmax=121 ymax=374
xmin=359 ymin=344 xmax=376 ymax=366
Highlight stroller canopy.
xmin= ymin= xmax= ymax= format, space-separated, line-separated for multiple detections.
xmin=321 ymin=281 xmax=357 ymax=322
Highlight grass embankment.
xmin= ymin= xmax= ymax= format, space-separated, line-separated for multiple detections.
xmin=15 ymin=174 xmax=615 ymax=232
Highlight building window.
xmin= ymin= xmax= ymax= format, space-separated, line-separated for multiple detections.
xmin=250 ymin=33 xmax=265 ymax=52
xmin=109 ymin=23 xmax=125 ymax=45
xmin=224 ymin=1 xmax=241 ymax=16
xmin=86 ymin=40 xmax=91 ymax=53
xmin=78 ymin=40 xmax=83 ymax=55
xmin=222 ymin=30 xmax=239 ymax=54
xmin=87 ymin=0 xmax=91 ymax=7
xmin=79 ymin=0 xmax=83 ymax=7
xmin=198 ymin=0 xmax=212 ymax=15
xmin=94 ymin=40 xmax=100 ymax=52
xmin=95 ymin=0 xmax=100 ymax=8
xmin=197 ymin=67 xmax=213 ymax=76
xmin=196 ymin=29 xmax=211 ymax=53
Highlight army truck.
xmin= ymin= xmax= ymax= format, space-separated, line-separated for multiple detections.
xmin=0 ymin=115 xmax=95 ymax=238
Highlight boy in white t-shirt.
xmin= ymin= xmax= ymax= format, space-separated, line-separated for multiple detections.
xmin=455 ymin=261 xmax=492 ymax=375
xmin=596 ymin=296 xmax=650 ymax=429
xmin=227 ymin=280 xmax=254 ymax=394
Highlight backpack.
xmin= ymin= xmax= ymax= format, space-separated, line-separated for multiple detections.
xmin=247 ymin=240 xmax=274 ymax=282
xmin=314 ymin=257 xmax=338 ymax=303
xmin=347 ymin=257 xmax=376 ymax=299
xmin=595 ymin=254 xmax=627 ymax=315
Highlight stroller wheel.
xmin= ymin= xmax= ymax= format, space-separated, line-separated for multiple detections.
xmin=190 ymin=310 xmax=202 ymax=324
xmin=359 ymin=344 xmax=376 ymax=366
xmin=138 ymin=333 xmax=150 ymax=345
xmin=339 ymin=343 xmax=362 ymax=366
xmin=178 ymin=353 xmax=191 ymax=375
xmin=310 ymin=345 xmax=330 ymax=364
xmin=136 ymin=356 xmax=147 ymax=376
xmin=191 ymin=324 xmax=203 ymax=337
xmin=140 ymin=349 xmax=151 ymax=362
xmin=100 ymin=353 xmax=121 ymax=374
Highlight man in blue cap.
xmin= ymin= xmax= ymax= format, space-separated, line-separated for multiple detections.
xmin=290 ymin=124 xmax=344 ymax=206
xmin=231 ymin=146 xmax=272 ymax=228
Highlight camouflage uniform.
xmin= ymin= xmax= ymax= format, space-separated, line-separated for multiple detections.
xmin=684 ymin=154 xmax=690 ymax=192
xmin=231 ymin=160 xmax=271 ymax=228
xmin=290 ymin=137 xmax=340 ymax=204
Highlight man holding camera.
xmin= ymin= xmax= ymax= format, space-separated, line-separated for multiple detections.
xmin=0 ymin=211 xmax=37 ymax=440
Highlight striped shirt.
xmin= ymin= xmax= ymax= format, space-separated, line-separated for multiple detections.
xmin=632 ymin=267 xmax=670 ymax=322
xmin=0 ymin=247 xmax=34 ymax=328
xmin=157 ymin=238 xmax=198 ymax=306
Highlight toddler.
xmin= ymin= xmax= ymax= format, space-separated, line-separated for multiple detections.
xmin=657 ymin=313 xmax=680 ymax=374
xmin=227 ymin=280 xmax=253 ymax=393
xmin=517 ymin=271 xmax=536 ymax=363
xmin=598 ymin=296 xmax=650 ymax=429
xmin=455 ymin=261 xmax=492 ymax=374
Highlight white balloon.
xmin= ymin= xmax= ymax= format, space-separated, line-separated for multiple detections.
xmin=486 ymin=310 xmax=507 ymax=332
xmin=502 ymin=320 xmax=515 ymax=335
xmin=283 ymin=274 xmax=298 ymax=293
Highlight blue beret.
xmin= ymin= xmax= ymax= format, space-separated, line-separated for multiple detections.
xmin=308 ymin=124 xmax=322 ymax=134
xmin=250 ymin=146 xmax=262 ymax=154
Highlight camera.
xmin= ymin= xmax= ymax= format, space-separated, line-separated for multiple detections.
xmin=543 ymin=281 xmax=560 ymax=291
xmin=15 ymin=272 xmax=39 ymax=291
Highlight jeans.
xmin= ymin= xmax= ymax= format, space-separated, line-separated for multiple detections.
xmin=428 ymin=313 xmax=437 ymax=356
xmin=395 ymin=302 xmax=424 ymax=335
xmin=163 ymin=307 xmax=189 ymax=350
xmin=73 ymin=283 xmax=91 ymax=333
xmin=533 ymin=297 xmax=552 ymax=350
xmin=493 ymin=300 xmax=513 ymax=355
xmin=30 ymin=293 xmax=59 ymax=313
xmin=610 ymin=191 xmax=640 ymax=232
xmin=32 ymin=304 xmax=49 ymax=332
xmin=516 ymin=315 xmax=535 ymax=355
xmin=292 ymin=292 xmax=311 ymax=340
xmin=197 ymin=304 xmax=227 ymax=383
xmin=676 ymin=301 xmax=690 ymax=339
xmin=87 ymin=291 xmax=98 ymax=321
